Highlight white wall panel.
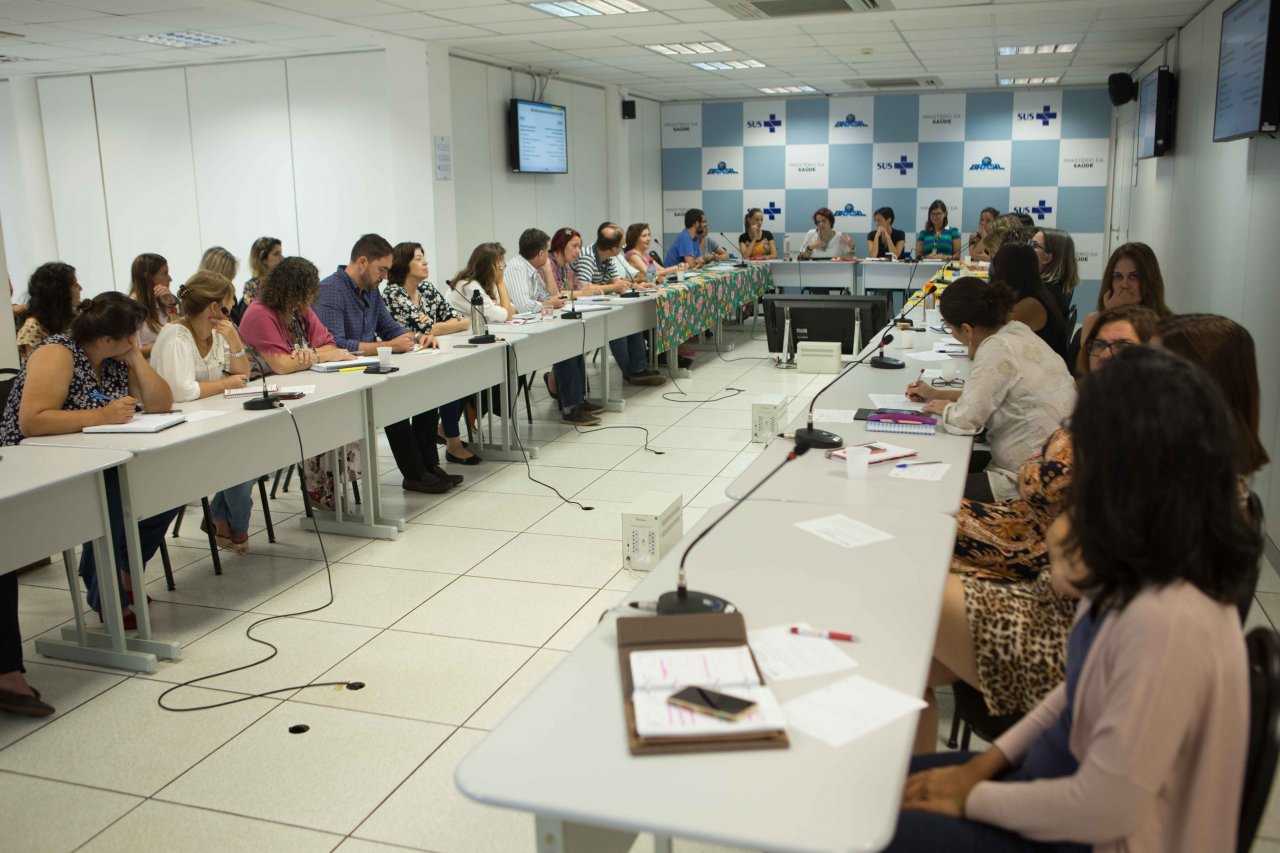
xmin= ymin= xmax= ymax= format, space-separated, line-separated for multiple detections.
xmin=532 ymin=79 xmax=578 ymax=238
xmin=570 ymin=84 xmax=608 ymax=237
xmin=94 ymin=68 xmax=203 ymax=290
xmin=34 ymin=76 xmax=115 ymax=295
xmin=485 ymin=63 xmax=538 ymax=264
xmin=186 ymin=60 xmax=298 ymax=289
xmin=286 ymin=53 xmax=393 ymax=275
xmin=0 ymin=79 xmax=59 ymax=293
xmin=450 ymin=57 xmax=495 ymax=271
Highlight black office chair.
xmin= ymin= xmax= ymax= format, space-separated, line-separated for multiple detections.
xmin=947 ymin=681 xmax=1024 ymax=751
xmin=0 ymin=367 xmax=18 ymax=411
xmin=1238 ymin=627 xmax=1280 ymax=852
xmin=170 ymin=476 xmax=279 ymax=577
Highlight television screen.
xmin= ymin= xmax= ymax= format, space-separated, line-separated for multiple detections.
xmin=509 ymin=99 xmax=568 ymax=174
xmin=1214 ymin=0 xmax=1278 ymax=142
xmin=1137 ymin=68 xmax=1174 ymax=158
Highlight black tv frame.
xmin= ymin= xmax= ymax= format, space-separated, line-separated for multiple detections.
xmin=1213 ymin=0 xmax=1280 ymax=143
xmin=508 ymin=98 xmax=569 ymax=174
xmin=1137 ymin=66 xmax=1176 ymax=158
xmin=763 ymin=293 xmax=891 ymax=357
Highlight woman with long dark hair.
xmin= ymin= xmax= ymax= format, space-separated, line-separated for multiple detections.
xmin=16 ymin=262 xmax=80 ymax=363
xmin=127 ymin=252 xmax=174 ymax=357
xmin=991 ymin=242 xmax=1068 ymax=359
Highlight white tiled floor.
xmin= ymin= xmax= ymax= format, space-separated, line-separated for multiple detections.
xmin=6 ymin=327 xmax=1280 ymax=852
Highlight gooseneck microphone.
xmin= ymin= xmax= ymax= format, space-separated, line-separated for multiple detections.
xmin=894 ymin=282 xmax=937 ymax=331
xmin=243 ymin=345 xmax=282 ymax=411
xmin=869 ymin=328 xmax=904 ymax=370
xmin=620 ymin=255 xmax=642 ymax=298
xmin=794 ymin=332 xmax=896 ymax=449
xmin=659 ymin=437 xmax=813 ymax=614
xmin=559 ymin=262 xmax=582 ymax=320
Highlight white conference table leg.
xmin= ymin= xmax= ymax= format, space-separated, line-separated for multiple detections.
xmin=110 ymin=466 xmax=181 ymax=660
xmin=305 ymin=409 xmax=401 ymax=540
xmin=534 ymin=814 xmax=636 ymax=853
xmin=474 ymin=349 xmax=532 ymax=462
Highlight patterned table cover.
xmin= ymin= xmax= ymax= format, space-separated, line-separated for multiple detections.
xmin=647 ymin=262 xmax=773 ymax=354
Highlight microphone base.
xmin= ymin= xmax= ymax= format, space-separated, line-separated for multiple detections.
xmin=870 ymin=355 xmax=905 ymax=370
xmin=560 ymin=311 xmax=583 ymax=320
xmin=794 ymin=426 xmax=843 ymax=449
xmin=657 ymin=589 xmax=732 ymax=615
xmin=468 ymin=334 xmax=497 ymax=345
xmin=620 ymin=290 xmax=641 ymax=298
xmin=244 ymin=395 xmax=283 ymax=411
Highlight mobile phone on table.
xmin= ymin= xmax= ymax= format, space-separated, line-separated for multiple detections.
xmin=275 ymin=391 xmax=306 ymax=400
xmin=667 ymin=686 xmax=756 ymax=721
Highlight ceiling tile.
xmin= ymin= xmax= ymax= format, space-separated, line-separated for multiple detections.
xmin=341 ymin=11 xmax=453 ymax=31
xmin=43 ymin=0 xmax=198 ymax=12
xmin=483 ymin=19 xmax=578 ymax=34
xmin=0 ymin=2 xmax=109 ymax=24
xmin=400 ymin=24 xmax=496 ymax=40
xmin=42 ymin=15 xmax=169 ymax=37
xmin=266 ymin=0 xmax=404 ymax=16
xmin=433 ymin=4 xmax=553 ymax=24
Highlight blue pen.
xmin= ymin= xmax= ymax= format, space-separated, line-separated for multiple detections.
xmin=88 ymin=392 xmax=144 ymax=412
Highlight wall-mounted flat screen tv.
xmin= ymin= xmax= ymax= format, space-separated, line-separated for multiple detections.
xmin=1214 ymin=0 xmax=1280 ymax=142
xmin=1138 ymin=67 xmax=1176 ymax=158
xmin=508 ymin=99 xmax=568 ymax=174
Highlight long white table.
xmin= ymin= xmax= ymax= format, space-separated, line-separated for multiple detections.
xmin=456 ymin=500 xmax=958 ymax=853
xmin=728 ymin=317 xmax=975 ymax=514
xmin=0 ymin=445 xmax=156 ymax=671
xmin=764 ymin=259 xmax=858 ymax=293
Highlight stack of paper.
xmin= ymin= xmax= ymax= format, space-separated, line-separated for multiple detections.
xmin=628 ymin=646 xmax=786 ymax=738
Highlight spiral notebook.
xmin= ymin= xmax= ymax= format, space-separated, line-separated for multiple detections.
xmin=865 ymin=419 xmax=936 ymax=436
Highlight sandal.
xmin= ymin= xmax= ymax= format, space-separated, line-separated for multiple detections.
xmin=230 ymin=532 xmax=249 ymax=555
xmin=200 ymin=516 xmax=234 ymax=550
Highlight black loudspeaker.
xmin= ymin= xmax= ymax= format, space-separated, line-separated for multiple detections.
xmin=1108 ymin=73 xmax=1136 ymax=106
xmin=621 ymin=99 xmax=637 ymax=120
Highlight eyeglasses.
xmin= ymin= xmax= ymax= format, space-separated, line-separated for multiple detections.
xmin=931 ymin=377 xmax=965 ymax=388
xmin=220 ymin=305 xmax=230 ymax=316
xmin=1085 ymin=339 xmax=1138 ymax=357
xmin=940 ymin=321 xmax=954 ymax=335
xmin=1031 ymin=243 xmax=1048 ymax=254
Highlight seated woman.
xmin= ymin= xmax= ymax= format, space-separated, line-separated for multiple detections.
xmin=1075 ymin=242 xmax=1172 ymax=374
xmin=232 ymin=236 xmax=283 ymax=323
xmin=906 ymin=278 xmax=1075 ymax=502
xmin=1033 ymin=228 xmax=1078 ymax=319
xmin=150 ymin=271 xmax=258 ymax=553
xmin=867 ymin=206 xmax=906 ymax=260
xmin=623 ymin=222 xmax=684 ymax=281
xmin=1 ymin=293 xmax=178 ymax=631
xmin=916 ymin=199 xmax=962 ymax=260
xmin=384 ymin=241 xmax=480 ymax=465
xmin=967 ymin=207 xmax=999 ymax=263
xmin=799 ymin=207 xmax=855 ymax=259
xmin=992 ymin=242 xmax=1068 ymax=360
xmin=16 ymin=262 xmax=80 ymax=364
xmin=737 ymin=208 xmax=777 ymax=260
xmin=915 ymin=305 xmax=1160 ymax=753
xmin=978 ymin=214 xmax=1035 ymax=259
xmin=239 ymin=257 xmax=362 ymax=508
xmin=446 ymin=243 xmax=515 ymax=324
xmin=128 ymin=252 xmax=175 ymax=358
xmin=890 ymin=346 xmax=1259 ymax=853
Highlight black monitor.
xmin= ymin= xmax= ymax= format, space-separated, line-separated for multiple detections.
xmin=1137 ymin=67 xmax=1176 ymax=158
xmin=763 ymin=293 xmax=891 ymax=356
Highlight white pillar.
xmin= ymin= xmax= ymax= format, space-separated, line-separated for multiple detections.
xmin=0 ymin=77 xmax=59 ymax=292
xmin=605 ymin=84 xmax=630 ymax=225
xmin=424 ymin=44 xmax=459 ymax=279
xmin=0 ymin=209 xmax=17 ymax=370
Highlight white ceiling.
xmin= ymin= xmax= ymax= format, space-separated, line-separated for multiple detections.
xmin=0 ymin=0 xmax=1208 ymax=100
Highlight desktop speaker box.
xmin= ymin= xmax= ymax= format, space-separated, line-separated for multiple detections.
xmin=796 ymin=341 xmax=842 ymax=374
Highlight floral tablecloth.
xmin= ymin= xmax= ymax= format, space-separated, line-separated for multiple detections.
xmin=648 ymin=263 xmax=773 ymax=354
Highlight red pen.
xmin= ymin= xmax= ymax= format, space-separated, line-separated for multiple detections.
xmin=790 ymin=626 xmax=857 ymax=642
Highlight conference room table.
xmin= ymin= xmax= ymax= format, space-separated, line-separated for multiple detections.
xmin=727 ymin=313 xmax=976 ymax=515
xmin=0 ymin=445 xmax=157 ymax=672
xmin=21 ymin=369 xmax=385 ymax=652
xmin=859 ymin=260 xmax=944 ymax=313
xmin=763 ymin=259 xmax=859 ymax=293
xmin=456 ymin=499 xmax=959 ymax=853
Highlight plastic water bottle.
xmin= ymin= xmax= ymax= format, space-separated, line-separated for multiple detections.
xmin=783 ymin=235 xmax=791 ymax=261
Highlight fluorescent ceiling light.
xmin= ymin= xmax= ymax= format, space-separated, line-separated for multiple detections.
xmin=529 ymin=0 xmax=648 ymax=16
xmin=693 ymin=57 xmax=766 ymax=71
xmin=1001 ymin=75 xmax=1061 ymax=86
xmin=127 ymin=30 xmax=241 ymax=48
xmin=646 ymin=42 xmax=732 ymax=54
xmin=759 ymin=85 xmax=816 ymax=94
xmin=1000 ymin=42 xmax=1077 ymax=57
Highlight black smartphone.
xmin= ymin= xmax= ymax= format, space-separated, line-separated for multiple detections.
xmin=854 ymin=408 xmax=875 ymax=421
xmin=454 ymin=344 xmax=479 ymax=349
xmin=363 ymin=365 xmax=399 ymax=374
xmin=668 ymin=686 xmax=756 ymax=721
xmin=275 ymin=391 xmax=306 ymax=400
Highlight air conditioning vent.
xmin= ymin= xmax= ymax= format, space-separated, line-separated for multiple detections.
xmin=708 ymin=0 xmax=893 ymax=20
xmin=863 ymin=77 xmax=939 ymax=89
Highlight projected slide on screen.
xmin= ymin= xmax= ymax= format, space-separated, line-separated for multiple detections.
xmin=514 ymin=100 xmax=568 ymax=174
xmin=1215 ymin=0 xmax=1271 ymax=141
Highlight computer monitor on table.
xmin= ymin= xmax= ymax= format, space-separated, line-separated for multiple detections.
xmin=763 ymin=293 xmax=891 ymax=356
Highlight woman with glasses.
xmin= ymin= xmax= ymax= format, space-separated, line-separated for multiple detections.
xmin=916 ymin=199 xmax=962 ymax=260
xmin=906 ymin=278 xmax=1075 ymax=503
xmin=893 ymin=346 xmax=1259 ymax=852
xmin=1074 ymin=243 xmax=1172 ymax=375
xmin=1032 ymin=228 xmax=1078 ymax=319
xmin=447 ymin=242 xmax=514 ymax=323
xmin=150 ymin=271 xmax=257 ymax=553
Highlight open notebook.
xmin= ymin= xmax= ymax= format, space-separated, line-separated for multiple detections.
xmin=83 ymin=412 xmax=187 ymax=434
xmin=629 ymin=646 xmax=787 ymax=738
xmin=310 ymin=356 xmax=381 ymax=372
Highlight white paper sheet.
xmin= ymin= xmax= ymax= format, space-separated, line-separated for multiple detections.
xmin=749 ymin=623 xmax=858 ymax=682
xmin=632 ymin=685 xmax=787 ymax=738
xmin=280 ymin=385 xmax=315 ymax=394
xmin=903 ymin=350 xmax=954 ymax=363
xmin=811 ymin=408 xmax=860 ymax=424
xmin=867 ymin=394 xmax=925 ymax=412
xmin=629 ymin=645 xmax=761 ymax=691
xmin=889 ymin=462 xmax=951 ymax=481
xmin=793 ymin=514 xmax=894 ymax=549
xmin=783 ymin=674 xmax=927 ymax=749
xmin=181 ymin=410 xmax=228 ymax=423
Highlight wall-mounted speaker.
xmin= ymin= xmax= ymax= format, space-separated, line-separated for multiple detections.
xmin=1108 ymin=73 xmax=1137 ymax=106
xmin=622 ymin=99 xmax=637 ymax=120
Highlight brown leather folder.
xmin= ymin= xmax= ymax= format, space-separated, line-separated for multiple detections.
xmin=616 ymin=612 xmax=790 ymax=756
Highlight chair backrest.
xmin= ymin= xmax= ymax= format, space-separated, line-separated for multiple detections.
xmin=0 ymin=367 xmax=18 ymax=414
xmin=1238 ymin=491 xmax=1266 ymax=622
xmin=1239 ymin=626 xmax=1280 ymax=852
xmin=1066 ymin=302 xmax=1079 ymax=333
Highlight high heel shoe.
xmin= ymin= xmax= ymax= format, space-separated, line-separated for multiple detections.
xmin=231 ymin=532 xmax=249 ymax=555
xmin=199 ymin=516 xmax=233 ymax=550
xmin=543 ymin=372 xmax=559 ymax=401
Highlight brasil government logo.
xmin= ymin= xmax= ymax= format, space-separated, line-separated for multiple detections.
xmin=834 ymin=113 xmax=868 ymax=128
xmin=761 ymin=201 xmax=782 ymax=221
xmin=969 ymin=156 xmax=1006 ymax=172
xmin=834 ymin=203 xmax=867 ymax=217
xmin=1013 ymin=199 xmax=1054 ymax=220
xmin=746 ymin=113 xmax=782 ymax=133
xmin=706 ymin=161 xmax=739 ymax=175
xmin=1017 ymin=105 xmax=1058 ymax=127
xmin=875 ymin=155 xmax=914 ymax=176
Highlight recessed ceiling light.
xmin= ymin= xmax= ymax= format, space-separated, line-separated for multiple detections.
xmin=1001 ymin=75 xmax=1061 ymax=86
xmin=529 ymin=0 xmax=648 ymax=17
xmin=999 ymin=43 xmax=1077 ymax=57
xmin=758 ymin=85 xmax=816 ymax=94
xmin=646 ymin=42 xmax=732 ymax=55
xmin=126 ymin=30 xmax=241 ymax=48
xmin=692 ymin=56 xmax=766 ymax=71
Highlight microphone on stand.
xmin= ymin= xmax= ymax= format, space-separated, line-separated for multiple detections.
xmin=794 ymin=332 xmax=896 ymax=449
xmin=658 ymin=436 xmax=814 ymax=614
xmin=559 ymin=262 xmax=582 ymax=320
xmin=242 ymin=345 xmax=282 ymax=411
xmin=893 ymin=282 xmax=937 ymax=332
xmin=620 ymin=255 xmax=642 ymax=298
xmin=869 ymin=328 xmax=904 ymax=370
xmin=719 ymin=232 xmax=746 ymax=268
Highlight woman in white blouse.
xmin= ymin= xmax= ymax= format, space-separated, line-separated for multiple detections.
xmin=906 ymin=278 xmax=1075 ymax=501
xmin=446 ymin=242 xmax=515 ymax=325
xmin=799 ymin=206 xmax=855 ymax=259
xmin=150 ymin=272 xmax=257 ymax=553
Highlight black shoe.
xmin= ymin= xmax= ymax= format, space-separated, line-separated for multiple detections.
xmin=402 ymin=476 xmax=450 ymax=495
xmin=446 ymin=450 xmax=482 ymax=466
xmin=543 ymin=373 xmax=558 ymax=401
xmin=580 ymin=399 xmax=605 ymax=414
xmin=0 ymin=688 xmax=54 ymax=717
xmin=432 ymin=465 xmax=465 ymax=486
xmin=561 ymin=408 xmax=602 ymax=426
xmin=677 ymin=356 xmax=693 ymax=369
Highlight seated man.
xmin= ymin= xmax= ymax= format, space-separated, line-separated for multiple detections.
xmin=314 ymin=233 xmax=461 ymax=494
xmin=505 ymin=227 xmax=603 ymax=426
xmin=665 ymin=208 xmax=720 ymax=267
xmin=575 ymin=223 xmax=665 ymax=387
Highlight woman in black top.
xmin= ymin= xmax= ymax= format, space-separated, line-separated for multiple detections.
xmin=738 ymin=208 xmax=776 ymax=259
xmin=990 ymin=242 xmax=1067 ymax=360
xmin=867 ymin=207 xmax=906 ymax=259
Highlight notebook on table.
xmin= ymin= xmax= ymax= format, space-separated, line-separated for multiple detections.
xmin=83 ymin=412 xmax=187 ymax=434
xmin=310 ymin=356 xmax=381 ymax=372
